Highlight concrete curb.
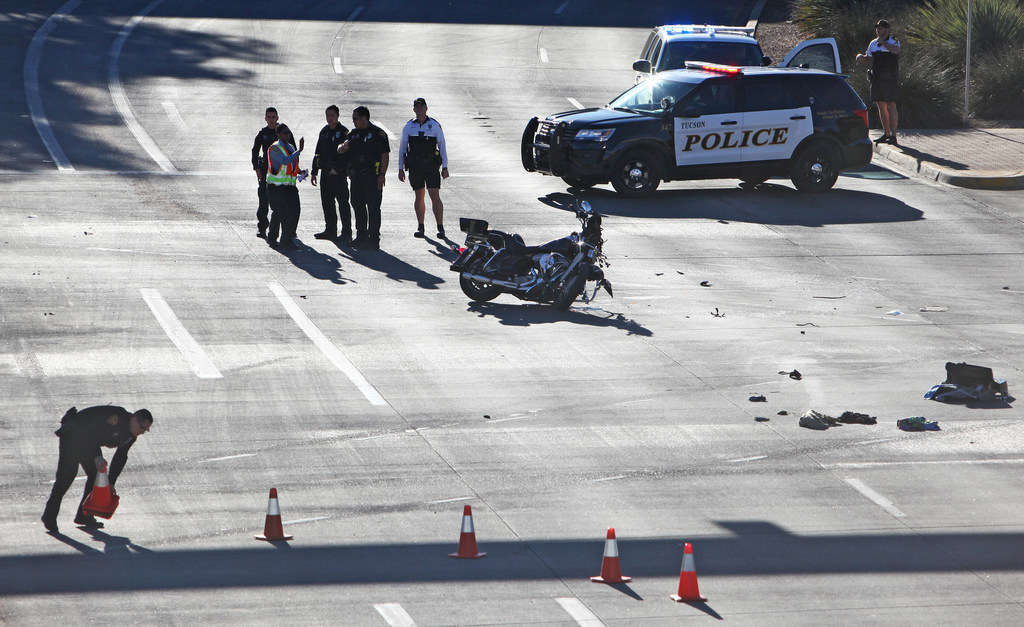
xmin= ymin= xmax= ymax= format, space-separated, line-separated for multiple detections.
xmin=874 ymin=144 xmax=1024 ymax=190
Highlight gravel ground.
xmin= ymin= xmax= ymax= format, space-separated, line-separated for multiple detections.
xmin=754 ymin=0 xmax=805 ymax=65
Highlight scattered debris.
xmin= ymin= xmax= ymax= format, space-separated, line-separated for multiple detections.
xmin=777 ymin=410 xmax=788 ymax=416
xmin=655 ymin=272 xmax=663 ymax=276
xmin=837 ymin=411 xmax=877 ymax=425
xmin=711 ymin=307 xmax=725 ymax=318
xmin=748 ymin=395 xmax=767 ymax=402
xmin=779 ymin=369 xmax=802 ymax=380
xmin=676 ymin=271 xmax=685 ymax=275
xmin=799 ymin=410 xmax=840 ymax=430
xmin=897 ymin=416 xmax=940 ymax=431
xmin=883 ymin=310 xmax=904 ymax=316
xmin=919 ymin=306 xmax=949 ymax=312
xmin=754 ymin=416 xmax=770 ymax=422
xmin=483 ymin=415 xmax=491 ymax=419
xmin=813 ymin=295 xmax=845 ymax=299
xmin=700 ymin=281 xmax=711 ymax=287
xmin=924 ymin=361 xmax=1009 ymax=403
xmin=796 ymin=322 xmax=818 ymax=327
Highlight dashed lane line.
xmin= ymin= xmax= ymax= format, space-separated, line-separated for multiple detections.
xmin=161 ymin=101 xmax=189 ymax=132
xmin=539 ymin=47 xmax=549 ymax=63
xmin=844 ymin=477 xmax=906 ymax=518
xmin=567 ymin=97 xmax=584 ymax=110
xmin=140 ymin=288 xmax=222 ymax=379
xmin=25 ymin=0 xmax=82 ymax=171
xmin=374 ymin=603 xmax=417 ymax=627
xmin=109 ymin=0 xmax=180 ymax=174
xmin=200 ymin=453 xmax=256 ymax=463
xmin=555 ymin=597 xmax=605 ymax=626
xmin=269 ymin=281 xmax=387 ymax=406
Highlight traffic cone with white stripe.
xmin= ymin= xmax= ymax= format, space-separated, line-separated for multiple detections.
xmin=670 ymin=543 xmax=707 ymax=602
xmin=591 ymin=527 xmax=631 ymax=583
xmin=81 ymin=462 xmax=119 ymax=519
xmin=255 ymin=488 xmax=293 ymax=541
xmin=449 ymin=505 xmax=486 ymax=558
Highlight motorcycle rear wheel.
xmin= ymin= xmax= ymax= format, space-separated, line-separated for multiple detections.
xmin=459 ymin=275 xmax=502 ymax=302
xmin=552 ymin=271 xmax=585 ymax=310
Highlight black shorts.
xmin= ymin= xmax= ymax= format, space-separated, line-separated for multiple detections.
xmin=408 ymin=165 xmax=441 ymax=191
xmin=870 ymin=72 xmax=899 ymax=103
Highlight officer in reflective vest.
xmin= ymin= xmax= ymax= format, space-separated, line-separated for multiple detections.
xmin=266 ymin=124 xmax=305 ymax=250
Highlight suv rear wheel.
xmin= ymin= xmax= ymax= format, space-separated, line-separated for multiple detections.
xmin=611 ymin=149 xmax=662 ymax=197
xmin=790 ymin=141 xmax=840 ymax=192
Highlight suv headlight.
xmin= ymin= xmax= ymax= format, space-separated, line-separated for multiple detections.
xmin=575 ymin=129 xmax=615 ymax=142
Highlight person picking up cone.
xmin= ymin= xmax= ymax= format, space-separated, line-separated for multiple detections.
xmin=41 ymin=405 xmax=153 ymax=533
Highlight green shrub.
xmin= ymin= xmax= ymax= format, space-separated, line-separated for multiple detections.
xmin=970 ymin=46 xmax=1024 ymax=119
xmin=909 ymin=0 xmax=1024 ymax=72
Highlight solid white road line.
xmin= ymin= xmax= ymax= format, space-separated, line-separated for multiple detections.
xmin=25 ymin=0 xmax=82 ymax=171
xmin=109 ymin=0 xmax=180 ymax=174
xmin=844 ymin=477 xmax=906 ymax=517
xmin=591 ymin=475 xmax=626 ymax=482
xmin=161 ymin=101 xmax=189 ymax=132
xmin=200 ymin=453 xmax=256 ymax=463
xmin=539 ymin=47 xmax=549 ymax=63
xmin=567 ymin=97 xmax=584 ymax=110
xmin=727 ymin=455 xmax=768 ymax=463
xmin=283 ymin=516 xmax=331 ymax=525
xmin=374 ymin=603 xmax=417 ymax=627
xmin=269 ymin=282 xmax=387 ymax=406
xmin=140 ymin=288 xmax=223 ymax=379
xmin=555 ymin=597 xmax=605 ymax=626
xmin=427 ymin=496 xmax=474 ymax=504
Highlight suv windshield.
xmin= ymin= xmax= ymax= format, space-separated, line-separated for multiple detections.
xmin=609 ymin=76 xmax=701 ymax=114
xmin=661 ymin=41 xmax=764 ymax=70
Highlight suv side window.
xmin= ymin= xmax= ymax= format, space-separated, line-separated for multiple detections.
xmin=786 ymin=43 xmax=838 ymax=73
xmin=680 ymin=79 xmax=737 ymax=116
xmin=649 ymin=38 xmax=664 ymax=69
xmin=793 ymin=75 xmax=863 ymax=110
xmin=640 ymin=30 xmax=658 ymax=61
xmin=741 ymin=77 xmax=800 ymax=112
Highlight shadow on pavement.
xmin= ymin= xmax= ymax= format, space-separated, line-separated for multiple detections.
xmin=337 ymin=244 xmax=445 ymax=290
xmin=466 ymin=302 xmax=652 ymax=336
xmin=10 ymin=521 xmax=1024 ymax=595
xmin=539 ymin=184 xmax=925 ymax=226
xmin=275 ymin=239 xmax=351 ymax=284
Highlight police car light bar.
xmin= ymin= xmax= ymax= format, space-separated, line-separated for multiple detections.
xmin=684 ymin=61 xmax=743 ymax=74
xmin=663 ymin=24 xmax=755 ymax=38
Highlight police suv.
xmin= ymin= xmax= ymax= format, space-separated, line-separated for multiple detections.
xmin=521 ymin=62 xmax=872 ymax=195
xmin=632 ymin=24 xmax=843 ymax=78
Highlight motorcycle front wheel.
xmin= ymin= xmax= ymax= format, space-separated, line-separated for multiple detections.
xmin=459 ymin=275 xmax=502 ymax=302
xmin=552 ymin=271 xmax=586 ymax=310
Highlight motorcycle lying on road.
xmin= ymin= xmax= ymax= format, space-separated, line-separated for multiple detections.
xmin=450 ymin=201 xmax=612 ymax=310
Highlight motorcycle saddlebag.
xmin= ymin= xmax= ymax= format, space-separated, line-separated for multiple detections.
xmin=460 ymin=218 xmax=488 ymax=235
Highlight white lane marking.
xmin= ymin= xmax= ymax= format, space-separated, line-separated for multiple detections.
xmin=844 ymin=477 xmax=906 ymax=517
xmin=160 ymin=101 xmax=189 ymax=132
xmin=140 ymin=288 xmax=222 ymax=378
xmin=333 ymin=57 xmax=343 ymax=73
xmin=539 ymin=47 xmax=549 ymax=63
xmin=351 ymin=434 xmax=390 ymax=441
xmin=488 ymin=415 xmax=526 ymax=423
xmin=283 ymin=516 xmax=330 ymax=525
xmin=271 ymin=282 xmax=387 ymax=406
xmin=87 ymin=247 xmax=214 ymax=258
xmin=109 ymin=0 xmax=180 ymax=174
xmin=347 ymin=6 xmax=364 ymax=21
xmin=727 ymin=455 xmax=767 ymax=463
xmin=140 ymin=289 xmax=222 ymax=378
xmin=592 ymin=475 xmax=626 ymax=483
xmin=427 ymin=496 xmax=474 ymax=504
xmin=374 ymin=603 xmax=417 ymax=627
xmin=828 ymin=458 xmax=1024 ymax=469
xmin=374 ymin=121 xmax=394 ymax=140
xmin=201 ymin=453 xmax=256 ymax=463
xmin=25 ymin=0 xmax=82 ymax=171
xmin=567 ymin=97 xmax=584 ymax=110
xmin=555 ymin=597 xmax=605 ymax=626
xmin=555 ymin=2 xmax=570 ymax=14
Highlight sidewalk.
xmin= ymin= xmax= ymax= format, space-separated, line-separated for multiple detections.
xmin=870 ymin=128 xmax=1024 ymax=190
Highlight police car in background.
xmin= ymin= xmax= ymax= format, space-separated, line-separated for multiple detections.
xmin=521 ymin=62 xmax=872 ymax=196
xmin=632 ymin=24 xmax=842 ymax=78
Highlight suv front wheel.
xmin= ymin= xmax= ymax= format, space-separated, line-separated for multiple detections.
xmin=611 ymin=149 xmax=662 ymax=197
xmin=790 ymin=141 xmax=840 ymax=192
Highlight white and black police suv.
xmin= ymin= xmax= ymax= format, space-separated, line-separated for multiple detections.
xmin=521 ymin=62 xmax=872 ymax=196
xmin=632 ymin=24 xmax=842 ymax=79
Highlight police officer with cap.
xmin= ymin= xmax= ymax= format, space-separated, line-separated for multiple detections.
xmin=41 ymin=405 xmax=153 ymax=532
xmin=399 ymin=98 xmax=449 ymax=239
xmin=251 ymin=107 xmax=280 ymax=239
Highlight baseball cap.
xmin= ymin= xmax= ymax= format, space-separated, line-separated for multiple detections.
xmin=413 ymin=97 xmax=427 ymax=106
xmin=875 ymin=19 xmax=890 ymax=28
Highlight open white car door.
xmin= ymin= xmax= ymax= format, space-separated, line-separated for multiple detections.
xmin=779 ymin=37 xmax=842 ymax=73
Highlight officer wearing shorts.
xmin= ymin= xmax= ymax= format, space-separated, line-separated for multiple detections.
xmin=398 ymin=98 xmax=449 ymax=239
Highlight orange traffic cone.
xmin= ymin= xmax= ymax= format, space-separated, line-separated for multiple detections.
xmin=449 ymin=505 xmax=486 ymax=558
xmin=670 ymin=543 xmax=707 ymax=602
xmin=255 ymin=488 xmax=293 ymax=541
xmin=81 ymin=463 xmax=119 ymax=519
xmin=591 ymin=527 xmax=631 ymax=583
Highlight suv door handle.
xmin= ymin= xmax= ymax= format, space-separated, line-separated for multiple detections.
xmin=720 ymin=120 xmax=738 ymax=126
xmin=790 ymin=115 xmax=807 ymax=120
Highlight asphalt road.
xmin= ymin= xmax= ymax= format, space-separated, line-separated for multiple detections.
xmin=3 ymin=1 xmax=1023 ymax=625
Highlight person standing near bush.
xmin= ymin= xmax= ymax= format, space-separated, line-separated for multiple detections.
xmin=857 ymin=19 xmax=901 ymax=146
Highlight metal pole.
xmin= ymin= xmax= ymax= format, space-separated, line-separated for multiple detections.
xmin=964 ymin=0 xmax=973 ymax=122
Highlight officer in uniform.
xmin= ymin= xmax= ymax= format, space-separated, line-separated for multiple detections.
xmin=41 ymin=405 xmax=153 ymax=532
xmin=310 ymin=105 xmax=352 ymax=242
xmin=857 ymin=19 xmax=901 ymax=146
xmin=338 ymin=106 xmax=390 ymax=250
xmin=251 ymin=107 xmax=281 ymax=239
xmin=398 ymin=98 xmax=449 ymax=239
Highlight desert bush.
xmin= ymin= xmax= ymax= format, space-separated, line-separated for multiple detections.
xmin=969 ymin=46 xmax=1024 ymax=119
xmin=909 ymin=0 xmax=1024 ymax=72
